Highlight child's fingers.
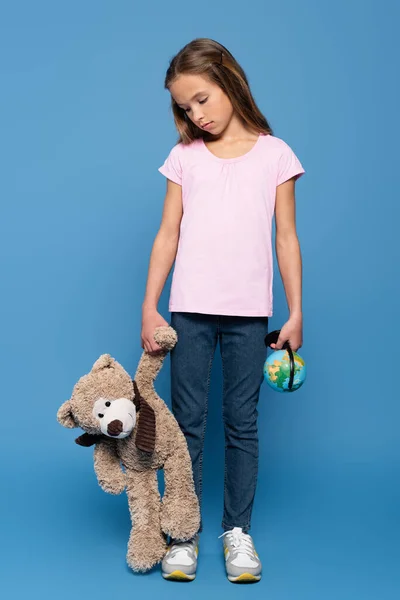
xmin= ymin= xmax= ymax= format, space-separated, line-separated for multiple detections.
xmin=141 ymin=333 xmax=159 ymax=354
xmin=148 ymin=338 xmax=162 ymax=354
xmin=272 ymin=338 xmax=284 ymax=350
xmin=144 ymin=337 xmax=154 ymax=353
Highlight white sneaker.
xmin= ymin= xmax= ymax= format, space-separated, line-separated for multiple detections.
xmin=218 ymin=527 xmax=262 ymax=583
xmin=161 ymin=534 xmax=199 ymax=581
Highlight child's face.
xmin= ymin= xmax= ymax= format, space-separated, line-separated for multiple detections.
xmin=169 ymin=73 xmax=234 ymax=135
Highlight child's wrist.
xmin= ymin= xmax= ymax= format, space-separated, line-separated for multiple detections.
xmin=289 ymin=309 xmax=302 ymax=320
xmin=142 ymin=301 xmax=158 ymax=314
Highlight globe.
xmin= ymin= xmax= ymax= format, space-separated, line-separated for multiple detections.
xmin=263 ymin=349 xmax=306 ymax=393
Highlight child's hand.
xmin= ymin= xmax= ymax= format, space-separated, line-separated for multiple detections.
xmin=269 ymin=314 xmax=303 ymax=352
xmin=141 ymin=308 xmax=169 ymax=354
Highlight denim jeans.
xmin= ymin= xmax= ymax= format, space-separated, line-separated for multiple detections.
xmin=169 ymin=311 xmax=269 ymax=535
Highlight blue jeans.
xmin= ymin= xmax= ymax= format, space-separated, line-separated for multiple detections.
xmin=169 ymin=311 xmax=269 ymax=535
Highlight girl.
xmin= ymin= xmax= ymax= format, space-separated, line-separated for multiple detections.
xmin=141 ymin=38 xmax=305 ymax=583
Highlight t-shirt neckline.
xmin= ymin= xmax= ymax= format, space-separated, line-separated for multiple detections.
xmin=200 ymin=133 xmax=266 ymax=163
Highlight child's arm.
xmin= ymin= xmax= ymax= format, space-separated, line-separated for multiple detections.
xmin=273 ymin=177 xmax=303 ymax=351
xmin=141 ymin=179 xmax=183 ymax=354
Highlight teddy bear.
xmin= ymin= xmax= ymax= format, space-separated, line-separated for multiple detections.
xmin=57 ymin=325 xmax=200 ymax=572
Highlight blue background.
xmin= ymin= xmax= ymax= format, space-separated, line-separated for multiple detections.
xmin=1 ymin=1 xmax=399 ymax=598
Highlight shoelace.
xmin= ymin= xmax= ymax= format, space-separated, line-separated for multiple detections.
xmin=218 ymin=527 xmax=256 ymax=558
xmin=168 ymin=537 xmax=196 ymax=559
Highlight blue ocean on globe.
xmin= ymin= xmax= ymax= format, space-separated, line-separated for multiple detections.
xmin=263 ymin=349 xmax=306 ymax=392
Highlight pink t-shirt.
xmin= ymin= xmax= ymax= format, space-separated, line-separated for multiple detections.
xmin=158 ymin=133 xmax=305 ymax=317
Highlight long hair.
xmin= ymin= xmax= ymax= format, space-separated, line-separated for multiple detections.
xmin=163 ymin=38 xmax=274 ymax=145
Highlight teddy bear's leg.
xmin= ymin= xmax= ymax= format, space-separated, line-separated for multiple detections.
xmin=161 ymin=438 xmax=201 ymax=541
xmin=125 ymin=468 xmax=168 ymax=572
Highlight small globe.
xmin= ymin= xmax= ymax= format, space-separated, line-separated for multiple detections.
xmin=263 ymin=349 xmax=306 ymax=393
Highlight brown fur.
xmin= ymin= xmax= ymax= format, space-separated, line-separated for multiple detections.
xmin=57 ymin=326 xmax=200 ymax=572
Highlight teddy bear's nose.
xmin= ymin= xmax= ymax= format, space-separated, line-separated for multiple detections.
xmin=107 ymin=419 xmax=123 ymax=437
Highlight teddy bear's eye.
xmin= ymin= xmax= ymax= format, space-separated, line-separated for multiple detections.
xmin=105 ymin=401 xmax=111 ymax=407
xmin=98 ymin=413 xmax=104 ymax=418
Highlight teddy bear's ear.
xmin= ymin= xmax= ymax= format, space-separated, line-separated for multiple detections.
xmin=57 ymin=400 xmax=78 ymax=429
xmin=92 ymin=354 xmax=115 ymax=372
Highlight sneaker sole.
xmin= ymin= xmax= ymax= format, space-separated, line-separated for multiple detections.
xmin=162 ymin=570 xmax=196 ymax=581
xmin=228 ymin=573 xmax=261 ymax=583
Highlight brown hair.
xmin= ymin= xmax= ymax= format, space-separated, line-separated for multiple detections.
xmin=163 ymin=38 xmax=274 ymax=145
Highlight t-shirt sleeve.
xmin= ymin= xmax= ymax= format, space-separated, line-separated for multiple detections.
xmin=158 ymin=143 xmax=183 ymax=185
xmin=277 ymin=142 xmax=305 ymax=186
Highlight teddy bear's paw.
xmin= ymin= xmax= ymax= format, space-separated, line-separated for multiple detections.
xmin=126 ymin=528 xmax=167 ymax=572
xmin=160 ymin=499 xmax=200 ymax=540
xmin=153 ymin=326 xmax=178 ymax=351
xmin=98 ymin=475 xmax=126 ymax=495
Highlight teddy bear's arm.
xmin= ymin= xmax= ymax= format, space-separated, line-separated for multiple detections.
xmin=160 ymin=438 xmax=201 ymax=540
xmin=93 ymin=440 xmax=126 ymax=495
